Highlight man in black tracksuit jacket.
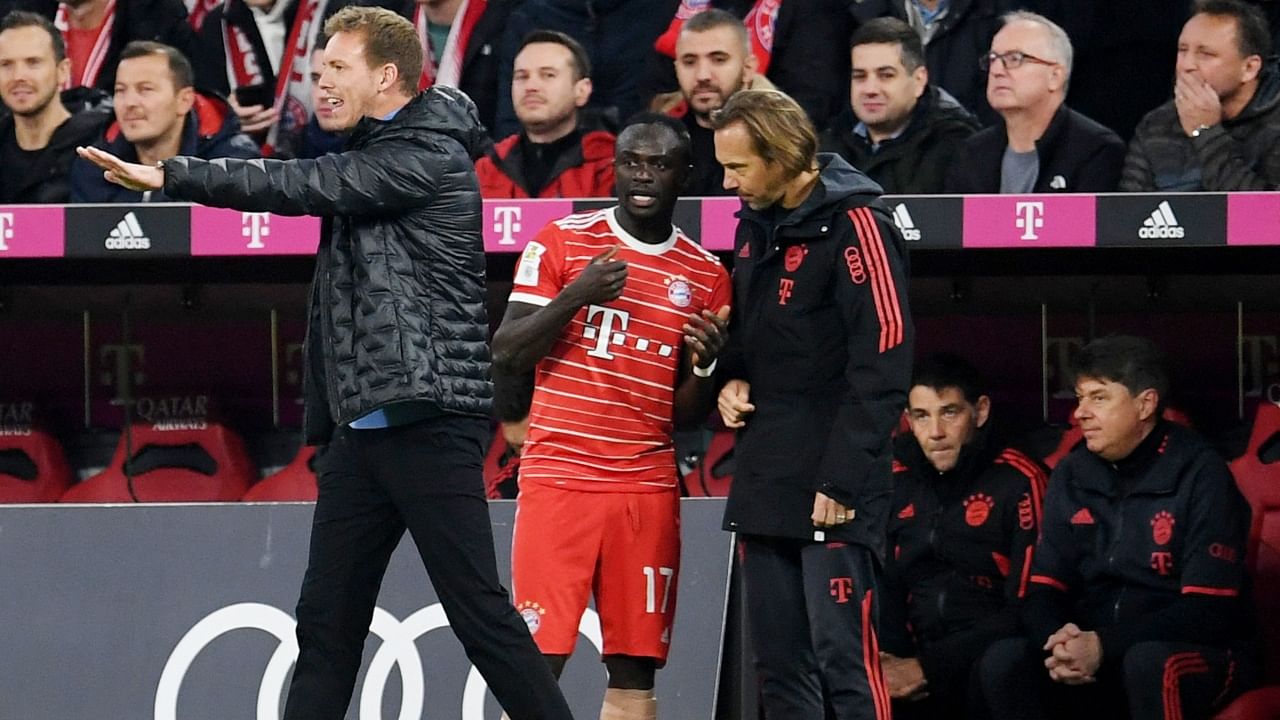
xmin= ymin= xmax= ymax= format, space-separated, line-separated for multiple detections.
xmin=880 ymin=353 xmax=1048 ymax=719
xmin=711 ymin=89 xmax=913 ymax=720
xmin=979 ymin=336 xmax=1257 ymax=720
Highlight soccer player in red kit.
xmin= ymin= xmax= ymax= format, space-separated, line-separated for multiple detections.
xmin=491 ymin=113 xmax=731 ymax=720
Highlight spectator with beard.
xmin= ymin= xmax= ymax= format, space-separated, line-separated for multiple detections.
xmin=0 ymin=10 xmax=110 ymax=202
xmin=657 ymin=8 xmax=773 ymax=196
xmin=821 ymin=17 xmax=979 ymax=194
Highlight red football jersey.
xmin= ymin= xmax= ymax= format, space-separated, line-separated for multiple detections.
xmin=508 ymin=207 xmax=731 ymax=492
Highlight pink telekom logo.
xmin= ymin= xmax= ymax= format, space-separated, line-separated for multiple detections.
xmin=484 ymin=200 xmax=574 ymax=252
xmin=0 ymin=206 xmax=65 ymax=257
xmin=962 ymin=195 xmax=1096 ymax=248
xmin=699 ymin=197 xmax=739 ymax=252
xmin=1227 ymin=193 xmax=1280 ymax=246
xmin=190 ymin=208 xmax=321 ymax=255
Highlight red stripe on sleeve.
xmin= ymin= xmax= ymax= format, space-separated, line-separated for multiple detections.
xmin=847 ymin=208 xmax=905 ymax=353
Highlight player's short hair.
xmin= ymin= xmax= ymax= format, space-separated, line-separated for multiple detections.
xmin=119 ymin=41 xmax=194 ymax=90
xmin=324 ymin=5 xmax=423 ymax=96
xmin=618 ymin=112 xmax=693 ymax=166
xmin=0 ymin=10 xmax=65 ymax=62
xmin=708 ymin=89 xmax=817 ymax=179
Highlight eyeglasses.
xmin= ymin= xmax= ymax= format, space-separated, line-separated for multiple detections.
xmin=979 ymin=50 xmax=1059 ymax=72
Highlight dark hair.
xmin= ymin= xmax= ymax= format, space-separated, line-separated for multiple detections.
xmin=708 ymin=89 xmax=816 ymax=178
xmin=911 ymin=352 xmax=987 ymax=405
xmin=1195 ymin=0 xmax=1271 ymax=59
xmin=849 ymin=17 xmax=925 ymax=72
xmin=324 ymin=5 xmax=423 ymax=95
xmin=518 ymin=30 xmax=592 ymax=80
xmin=0 ymin=10 xmax=66 ymax=62
xmin=683 ymin=8 xmax=750 ymax=55
xmin=119 ymin=41 xmax=194 ymax=89
xmin=1068 ymin=335 xmax=1169 ymax=404
xmin=619 ymin=111 xmax=693 ymax=164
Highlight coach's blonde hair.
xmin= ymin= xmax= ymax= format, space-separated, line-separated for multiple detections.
xmin=324 ymin=6 xmax=423 ymax=96
xmin=708 ymin=89 xmax=817 ymax=178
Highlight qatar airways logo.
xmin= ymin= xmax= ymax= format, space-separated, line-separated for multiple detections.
xmin=1015 ymin=201 xmax=1045 ymax=241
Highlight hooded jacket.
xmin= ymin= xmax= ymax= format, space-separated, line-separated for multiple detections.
xmin=69 ymin=91 xmax=260 ymax=202
xmin=720 ymin=154 xmax=913 ymax=553
xmin=160 ymin=87 xmax=494 ymax=443
xmin=881 ymin=424 xmax=1047 ymax=697
xmin=474 ymin=127 xmax=616 ymax=199
xmin=820 ymin=84 xmax=980 ymax=195
xmin=945 ymin=102 xmax=1125 ymax=193
xmin=0 ymin=89 xmax=112 ymax=204
xmin=1120 ymin=63 xmax=1280 ymax=191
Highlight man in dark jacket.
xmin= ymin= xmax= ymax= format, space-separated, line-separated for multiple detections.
xmin=978 ymin=336 xmax=1257 ymax=720
xmin=75 ymin=7 xmax=574 ymax=720
xmin=851 ymin=0 xmax=1010 ymax=125
xmin=0 ymin=11 xmax=110 ymax=203
xmin=711 ymin=89 xmax=913 ymax=720
xmin=880 ymin=352 xmax=1047 ymax=719
xmin=946 ymin=10 xmax=1125 ymax=193
xmin=69 ymin=40 xmax=259 ymax=202
xmin=821 ymin=17 xmax=979 ymax=195
xmin=1121 ymin=0 xmax=1280 ymax=191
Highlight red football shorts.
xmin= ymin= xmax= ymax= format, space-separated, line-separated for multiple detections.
xmin=511 ymin=481 xmax=681 ymax=663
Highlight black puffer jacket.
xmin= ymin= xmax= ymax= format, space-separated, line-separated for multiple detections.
xmin=162 ymin=87 xmax=494 ymax=442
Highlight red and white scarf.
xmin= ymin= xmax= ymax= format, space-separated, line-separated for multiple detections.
xmin=414 ymin=0 xmax=486 ymax=90
xmin=55 ymin=0 xmax=116 ymax=89
xmin=224 ymin=0 xmax=326 ymax=150
xmin=653 ymin=0 xmax=781 ymax=75
xmin=188 ymin=0 xmax=221 ymax=31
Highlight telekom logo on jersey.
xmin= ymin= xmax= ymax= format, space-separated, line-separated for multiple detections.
xmin=583 ymin=305 xmax=630 ymax=360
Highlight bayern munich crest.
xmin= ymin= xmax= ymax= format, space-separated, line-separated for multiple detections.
xmin=667 ymin=278 xmax=693 ymax=307
xmin=517 ymin=601 xmax=546 ymax=634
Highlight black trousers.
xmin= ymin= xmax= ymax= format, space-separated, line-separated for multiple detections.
xmin=282 ymin=416 xmax=573 ymax=720
xmin=739 ymin=534 xmax=891 ymax=720
xmin=978 ymin=636 xmax=1255 ymax=720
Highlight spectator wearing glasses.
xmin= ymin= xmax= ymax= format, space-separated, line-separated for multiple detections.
xmin=945 ymin=11 xmax=1124 ymax=193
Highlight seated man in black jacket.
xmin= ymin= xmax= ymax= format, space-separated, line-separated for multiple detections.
xmin=978 ymin=335 xmax=1257 ymax=720
xmin=820 ymin=17 xmax=979 ymax=195
xmin=945 ymin=10 xmax=1124 ymax=193
xmin=0 ymin=11 xmax=110 ymax=203
xmin=881 ymin=352 xmax=1047 ymax=719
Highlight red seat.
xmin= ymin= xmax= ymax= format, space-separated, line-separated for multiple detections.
xmin=242 ymin=445 xmax=317 ymax=502
xmin=681 ymin=429 xmax=735 ymax=497
xmin=60 ymin=421 xmax=256 ymax=502
xmin=1217 ymin=403 xmax=1280 ymax=719
xmin=0 ymin=426 xmax=73 ymax=503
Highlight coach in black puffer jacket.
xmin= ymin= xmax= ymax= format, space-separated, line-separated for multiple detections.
xmin=161 ymin=86 xmax=494 ymax=443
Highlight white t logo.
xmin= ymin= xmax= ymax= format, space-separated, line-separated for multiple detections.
xmin=583 ymin=305 xmax=630 ymax=360
xmin=1015 ymin=201 xmax=1045 ymax=240
xmin=0 ymin=213 xmax=13 ymax=251
xmin=242 ymin=212 xmax=271 ymax=249
xmin=493 ymin=206 xmax=522 ymax=245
